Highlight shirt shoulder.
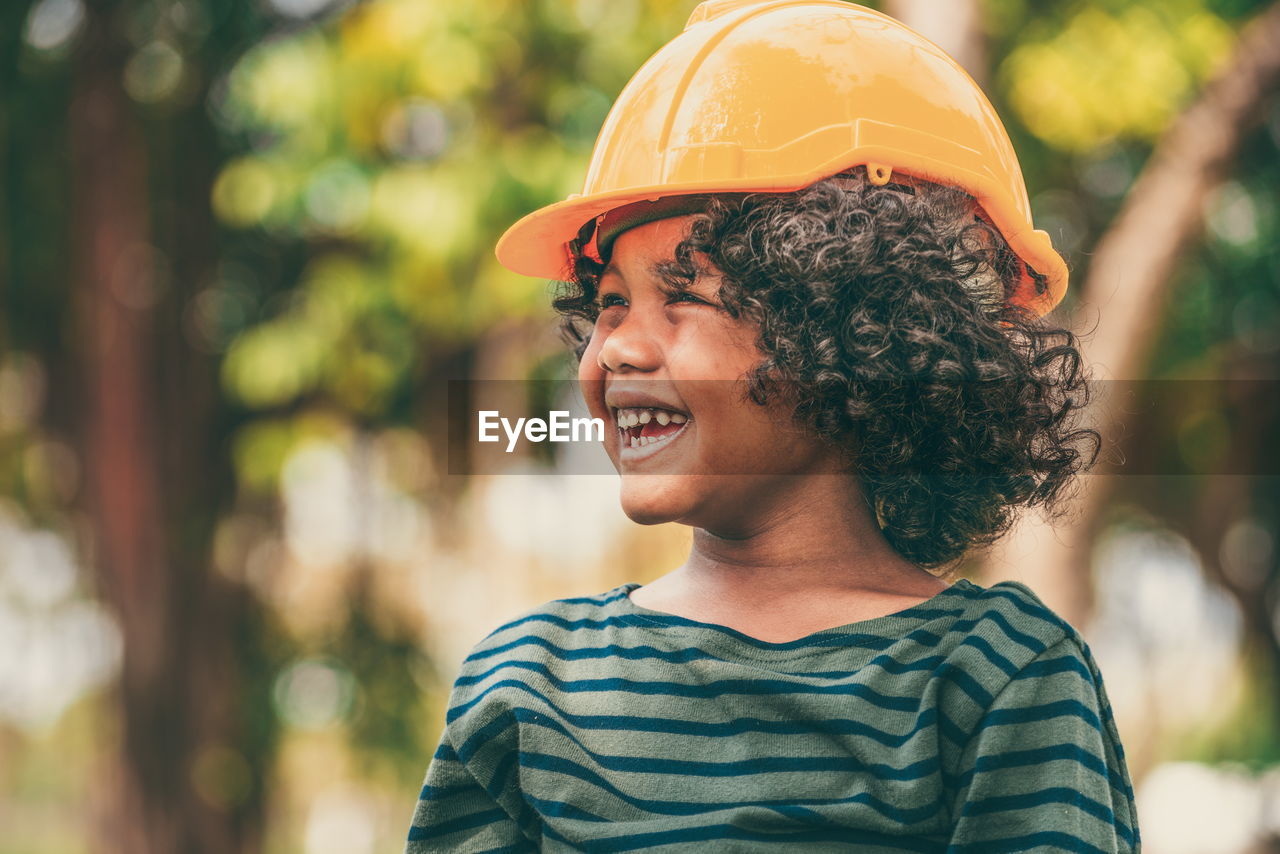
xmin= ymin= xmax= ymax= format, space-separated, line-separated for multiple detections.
xmin=946 ymin=577 xmax=1077 ymax=670
xmin=460 ymin=584 xmax=633 ymax=667
xmin=443 ymin=585 xmax=636 ymax=725
xmin=926 ymin=578 xmax=1086 ymax=735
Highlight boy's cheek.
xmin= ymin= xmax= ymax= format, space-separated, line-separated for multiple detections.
xmin=576 ymin=355 xmax=610 ymax=424
xmin=576 ymin=338 xmax=602 ymax=383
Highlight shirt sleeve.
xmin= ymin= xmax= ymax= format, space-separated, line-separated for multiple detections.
xmin=403 ymin=725 xmax=538 ymax=854
xmin=946 ymin=634 xmax=1141 ymax=853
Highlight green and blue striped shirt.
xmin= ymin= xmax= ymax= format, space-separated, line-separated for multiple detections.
xmin=405 ymin=577 xmax=1140 ymax=852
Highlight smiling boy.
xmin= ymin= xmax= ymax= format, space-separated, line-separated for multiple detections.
xmin=405 ymin=2 xmax=1140 ymax=851
xmin=579 ymin=215 xmax=949 ymax=639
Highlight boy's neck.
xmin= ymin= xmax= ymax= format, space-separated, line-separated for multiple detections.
xmin=629 ymin=473 xmax=950 ymax=638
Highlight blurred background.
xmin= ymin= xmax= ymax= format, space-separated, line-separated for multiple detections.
xmin=1 ymin=0 xmax=1278 ymax=851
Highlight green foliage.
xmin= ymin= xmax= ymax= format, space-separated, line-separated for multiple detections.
xmin=998 ymin=0 xmax=1233 ymax=152
xmin=1149 ymin=134 xmax=1280 ymax=378
xmin=321 ymin=576 xmax=437 ymax=786
xmin=204 ymin=0 xmax=712 ymax=513
xmin=210 ymin=0 xmax=699 ymax=427
xmin=231 ymin=410 xmax=348 ymax=494
xmin=234 ymin=597 xmax=299 ymax=809
xmin=1180 ymin=649 xmax=1280 ymax=768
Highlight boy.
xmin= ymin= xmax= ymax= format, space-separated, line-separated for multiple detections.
xmin=406 ymin=2 xmax=1140 ymax=850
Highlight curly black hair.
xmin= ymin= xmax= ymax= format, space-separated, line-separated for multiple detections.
xmin=552 ymin=168 xmax=1100 ymax=570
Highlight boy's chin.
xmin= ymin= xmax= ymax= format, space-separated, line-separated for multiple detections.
xmin=617 ymin=475 xmax=698 ymax=526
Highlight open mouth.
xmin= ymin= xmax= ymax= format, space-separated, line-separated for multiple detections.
xmin=613 ymin=407 xmax=691 ymax=451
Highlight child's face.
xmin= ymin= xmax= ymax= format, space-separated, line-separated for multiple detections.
xmin=578 ymin=215 xmax=845 ymax=531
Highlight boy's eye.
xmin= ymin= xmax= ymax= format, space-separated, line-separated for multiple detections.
xmin=669 ymin=291 xmax=706 ymax=305
xmin=668 ymin=289 xmax=723 ymax=308
xmin=593 ymin=290 xmax=717 ymax=309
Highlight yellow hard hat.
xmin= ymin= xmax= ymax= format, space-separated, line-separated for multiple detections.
xmin=495 ymin=0 xmax=1066 ymax=317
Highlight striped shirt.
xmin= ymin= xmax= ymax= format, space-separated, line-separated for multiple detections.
xmin=404 ymin=577 xmax=1140 ymax=852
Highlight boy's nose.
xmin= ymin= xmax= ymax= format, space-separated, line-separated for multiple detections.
xmin=596 ymin=316 xmax=662 ymax=374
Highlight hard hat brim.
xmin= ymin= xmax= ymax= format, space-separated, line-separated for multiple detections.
xmin=495 ymin=153 xmax=1067 ymax=318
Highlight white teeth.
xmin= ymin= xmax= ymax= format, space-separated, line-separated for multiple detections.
xmin=612 ymin=406 xmax=690 ymax=427
xmin=613 ymin=407 xmax=693 ymax=454
xmin=619 ymin=418 xmax=688 ymax=453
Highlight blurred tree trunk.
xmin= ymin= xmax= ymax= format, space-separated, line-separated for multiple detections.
xmin=71 ymin=20 xmax=175 ymax=849
xmin=884 ymin=0 xmax=987 ymax=86
xmin=978 ymin=3 xmax=1280 ymax=626
xmin=69 ymin=4 xmax=264 ymax=853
